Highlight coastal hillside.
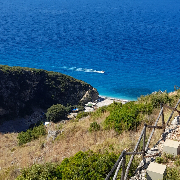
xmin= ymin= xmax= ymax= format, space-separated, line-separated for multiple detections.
xmin=0 ymin=65 xmax=98 ymax=120
xmin=0 ymin=90 xmax=180 ymax=179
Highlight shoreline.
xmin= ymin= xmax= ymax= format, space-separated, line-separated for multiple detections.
xmin=98 ymin=95 xmax=131 ymax=103
xmin=84 ymin=95 xmax=131 ymax=112
xmin=96 ymin=95 xmax=130 ymax=107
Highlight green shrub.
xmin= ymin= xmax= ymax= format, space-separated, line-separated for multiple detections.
xmin=75 ymin=105 xmax=85 ymax=112
xmin=138 ymin=91 xmax=175 ymax=108
xmin=89 ymin=122 xmax=100 ymax=132
xmin=76 ymin=112 xmax=89 ymax=120
xmin=90 ymin=105 xmax=108 ymax=120
xmin=155 ymin=157 xmax=166 ymax=164
xmin=17 ymin=123 xmax=46 ymax=145
xmin=165 ymin=153 xmax=176 ymax=161
xmin=155 ymin=154 xmax=180 ymax=179
xmin=16 ymin=163 xmax=61 ymax=180
xmin=166 ymin=167 xmax=180 ymax=180
xmin=16 ymin=151 xmax=118 ymax=180
xmin=56 ymin=151 xmax=118 ymax=180
xmin=46 ymin=104 xmax=68 ymax=122
xmin=155 ymin=153 xmax=176 ymax=164
xmin=104 ymin=101 xmax=153 ymax=133
xmin=175 ymin=158 xmax=180 ymax=167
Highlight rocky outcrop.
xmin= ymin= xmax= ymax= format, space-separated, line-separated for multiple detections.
xmin=0 ymin=65 xmax=99 ymax=120
xmin=80 ymin=88 xmax=99 ymax=104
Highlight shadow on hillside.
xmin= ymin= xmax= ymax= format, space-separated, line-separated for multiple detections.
xmin=0 ymin=110 xmax=46 ymax=133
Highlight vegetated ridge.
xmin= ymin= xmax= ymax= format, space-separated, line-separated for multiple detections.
xmin=0 ymin=65 xmax=98 ymax=121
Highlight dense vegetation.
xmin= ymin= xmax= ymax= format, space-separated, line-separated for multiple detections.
xmin=76 ymin=111 xmax=89 ymax=120
xmin=104 ymin=101 xmax=153 ymax=133
xmin=88 ymin=101 xmax=153 ymax=134
xmin=16 ymin=151 xmax=118 ymax=180
xmin=16 ymin=150 xmax=141 ymax=180
xmin=0 ymin=65 xmax=98 ymax=120
xmin=88 ymin=90 xmax=180 ymax=134
xmin=46 ymin=104 xmax=69 ymax=122
xmin=17 ymin=123 xmax=47 ymax=145
xmin=138 ymin=90 xmax=180 ymax=108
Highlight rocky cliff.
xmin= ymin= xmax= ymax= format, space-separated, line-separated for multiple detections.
xmin=0 ymin=65 xmax=99 ymax=120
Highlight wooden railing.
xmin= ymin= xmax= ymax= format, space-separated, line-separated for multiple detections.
xmin=105 ymin=99 xmax=180 ymax=180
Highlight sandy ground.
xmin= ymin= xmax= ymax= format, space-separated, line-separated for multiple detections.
xmin=96 ymin=97 xmax=128 ymax=107
xmin=84 ymin=95 xmax=129 ymax=112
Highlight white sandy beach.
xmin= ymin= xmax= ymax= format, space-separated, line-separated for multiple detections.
xmin=97 ymin=95 xmax=129 ymax=107
xmin=84 ymin=95 xmax=130 ymax=112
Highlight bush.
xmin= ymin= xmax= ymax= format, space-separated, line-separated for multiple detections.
xmin=89 ymin=122 xmax=100 ymax=132
xmin=16 ymin=151 xmax=118 ymax=180
xmin=46 ymin=104 xmax=68 ymax=122
xmin=90 ymin=105 xmax=108 ymax=120
xmin=104 ymin=101 xmax=153 ymax=133
xmin=155 ymin=153 xmax=175 ymax=164
xmin=17 ymin=123 xmax=46 ymax=145
xmin=16 ymin=163 xmax=61 ymax=180
xmin=155 ymin=157 xmax=166 ymax=164
xmin=138 ymin=91 xmax=175 ymax=108
xmin=166 ymin=167 xmax=180 ymax=180
xmin=76 ymin=112 xmax=89 ymax=120
xmin=57 ymin=151 xmax=117 ymax=180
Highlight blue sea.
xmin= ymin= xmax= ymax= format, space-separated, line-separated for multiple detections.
xmin=0 ymin=0 xmax=180 ymax=100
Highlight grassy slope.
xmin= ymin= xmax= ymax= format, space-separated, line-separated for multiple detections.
xmin=0 ymin=90 xmax=180 ymax=179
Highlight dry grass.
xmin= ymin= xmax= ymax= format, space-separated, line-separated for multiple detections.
xmin=0 ymin=103 xmax=179 ymax=180
xmin=145 ymin=107 xmax=179 ymax=149
xmin=0 ymin=111 xmax=140 ymax=179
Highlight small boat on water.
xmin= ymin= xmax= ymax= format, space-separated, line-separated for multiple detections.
xmin=98 ymin=70 xmax=105 ymax=73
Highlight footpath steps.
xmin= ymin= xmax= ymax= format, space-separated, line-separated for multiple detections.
xmin=146 ymin=162 xmax=166 ymax=180
xmin=130 ymin=116 xmax=180 ymax=180
xmin=163 ymin=139 xmax=180 ymax=156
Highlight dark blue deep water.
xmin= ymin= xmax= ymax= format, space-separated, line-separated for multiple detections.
xmin=0 ymin=0 xmax=180 ymax=100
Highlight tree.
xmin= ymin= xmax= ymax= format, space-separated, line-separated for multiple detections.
xmin=46 ymin=104 xmax=68 ymax=122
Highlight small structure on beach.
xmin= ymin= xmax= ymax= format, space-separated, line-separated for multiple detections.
xmin=72 ymin=108 xmax=79 ymax=113
xmin=84 ymin=102 xmax=97 ymax=112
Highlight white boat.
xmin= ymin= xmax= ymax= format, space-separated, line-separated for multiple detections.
xmin=95 ymin=70 xmax=105 ymax=73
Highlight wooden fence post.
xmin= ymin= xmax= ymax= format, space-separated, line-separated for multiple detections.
xmin=143 ymin=124 xmax=147 ymax=159
xmin=121 ymin=152 xmax=126 ymax=180
xmin=161 ymin=104 xmax=165 ymax=132
xmin=166 ymin=99 xmax=180 ymax=126
xmin=105 ymin=151 xmax=125 ymax=180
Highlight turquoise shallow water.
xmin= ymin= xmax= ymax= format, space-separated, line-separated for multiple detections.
xmin=0 ymin=0 xmax=180 ymax=100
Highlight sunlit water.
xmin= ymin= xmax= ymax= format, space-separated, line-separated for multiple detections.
xmin=0 ymin=0 xmax=180 ymax=100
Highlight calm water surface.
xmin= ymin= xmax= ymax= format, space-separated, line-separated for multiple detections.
xmin=0 ymin=0 xmax=180 ymax=100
